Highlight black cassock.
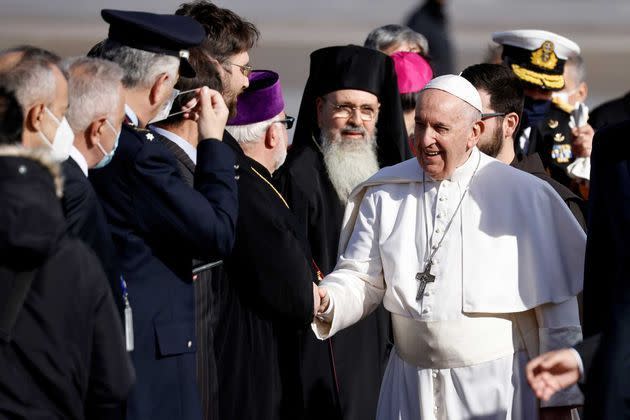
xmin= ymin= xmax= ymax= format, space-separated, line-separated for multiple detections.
xmin=213 ymin=135 xmax=316 ymax=420
xmin=277 ymin=140 xmax=392 ymax=420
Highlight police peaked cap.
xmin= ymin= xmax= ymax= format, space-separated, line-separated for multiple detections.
xmin=492 ymin=29 xmax=581 ymax=91
xmin=101 ymin=9 xmax=206 ymax=78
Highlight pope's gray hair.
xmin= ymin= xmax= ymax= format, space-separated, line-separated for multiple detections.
xmin=226 ymin=113 xmax=283 ymax=146
xmin=61 ymin=56 xmax=124 ymax=132
xmin=99 ymin=39 xmax=179 ymax=89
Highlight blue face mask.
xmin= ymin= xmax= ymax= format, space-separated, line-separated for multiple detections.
xmin=94 ymin=119 xmax=120 ymax=169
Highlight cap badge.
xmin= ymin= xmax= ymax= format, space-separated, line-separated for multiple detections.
xmin=531 ymin=40 xmax=558 ymax=70
xmin=553 ymin=132 xmax=565 ymax=143
xmin=548 ymin=119 xmax=559 ymax=129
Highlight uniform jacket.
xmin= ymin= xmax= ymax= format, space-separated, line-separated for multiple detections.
xmin=519 ymin=103 xmax=575 ymax=189
xmin=61 ymin=156 xmax=123 ymax=314
xmin=90 ymin=121 xmax=238 ymax=420
xmin=154 ymin=128 xmax=223 ymax=420
xmin=581 ymin=120 xmax=630 ymax=419
xmin=0 ymin=147 xmax=134 ymax=420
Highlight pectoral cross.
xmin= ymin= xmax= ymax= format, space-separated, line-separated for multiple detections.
xmin=416 ymin=261 xmax=435 ymax=301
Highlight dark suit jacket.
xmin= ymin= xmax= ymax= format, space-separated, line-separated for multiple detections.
xmin=90 ymin=122 xmax=238 ymax=420
xmin=589 ymin=92 xmax=630 ymax=130
xmin=0 ymin=153 xmax=134 ymax=420
xmin=61 ymin=157 xmax=123 ymax=313
xmin=580 ymin=120 xmax=630 ymax=419
xmin=154 ymin=129 xmax=223 ymax=420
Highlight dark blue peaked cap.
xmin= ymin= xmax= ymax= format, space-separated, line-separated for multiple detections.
xmin=101 ymin=9 xmax=205 ymax=78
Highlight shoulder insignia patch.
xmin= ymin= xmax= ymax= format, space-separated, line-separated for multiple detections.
xmin=548 ymin=119 xmax=559 ymax=129
xmin=553 ymin=133 xmax=565 ymax=143
xmin=531 ymin=40 xmax=558 ymax=70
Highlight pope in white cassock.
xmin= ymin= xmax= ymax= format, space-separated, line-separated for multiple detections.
xmin=313 ymin=75 xmax=585 ymax=420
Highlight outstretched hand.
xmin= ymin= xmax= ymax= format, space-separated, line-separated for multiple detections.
xmin=526 ymin=348 xmax=580 ymax=401
xmin=315 ymin=286 xmax=330 ymax=319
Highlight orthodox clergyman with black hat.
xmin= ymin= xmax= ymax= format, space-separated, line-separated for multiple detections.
xmin=313 ymin=75 xmax=585 ymax=419
xmin=493 ymin=30 xmax=585 ymax=193
xmin=276 ymin=45 xmax=411 ymax=420
xmin=215 ymin=70 xmax=317 ymax=420
xmin=89 ymin=10 xmax=238 ymax=420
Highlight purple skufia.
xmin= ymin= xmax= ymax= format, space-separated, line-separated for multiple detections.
xmin=227 ymin=70 xmax=285 ymax=126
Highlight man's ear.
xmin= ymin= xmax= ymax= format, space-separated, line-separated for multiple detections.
xmin=265 ymin=123 xmax=280 ymax=149
xmin=577 ymin=82 xmax=588 ymax=104
xmin=468 ymin=119 xmax=484 ymax=149
xmin=149 ymin=72 xmax=173 ymax=106
xmin=85 ymin=117 xmax=108 ymax=148
xmin=25 ymin=103 xmax=45 ymax=132
xmin=503 ymin=112 xmax=520 ymax=140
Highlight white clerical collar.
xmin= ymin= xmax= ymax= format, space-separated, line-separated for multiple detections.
xmin=69 ymin=145 xmax=89 ymax=177
xmin=450 ymin=147 xmax=480 ymax=184
xmin=150 ymin=125 xmax=197 ymax=164
xmin=125 ymin=104 xmax=139 ymax=127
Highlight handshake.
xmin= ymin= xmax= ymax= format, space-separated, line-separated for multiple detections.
xmin=312 ymin=283 xmax=330 ymax=320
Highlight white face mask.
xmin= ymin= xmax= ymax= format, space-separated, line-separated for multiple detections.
xmin=552 ymin=87 xmax=579 ymax=106
xmin=148 ymin=88 xmax=198 ymax=124
xmin=37 ymin=106 xmax=74 ymax=162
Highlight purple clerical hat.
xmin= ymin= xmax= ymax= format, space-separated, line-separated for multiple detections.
xmin=227 ymin=70 xmax=285 ymax=125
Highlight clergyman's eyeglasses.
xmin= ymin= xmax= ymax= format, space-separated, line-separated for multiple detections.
xmin=273 ymin=116 xmax=295 ymax=129
xmin=323 ymin=99 xmax=379 ymax=122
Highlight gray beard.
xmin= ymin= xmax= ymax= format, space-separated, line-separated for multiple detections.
xmin=320 ymin=127 xmax=380 ymax=203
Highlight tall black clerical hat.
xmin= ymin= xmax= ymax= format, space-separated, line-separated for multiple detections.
xmin=101 ymin=9 xmax=206 ymax=78
xmin=293 ymin=45 xmax=411 ymax=167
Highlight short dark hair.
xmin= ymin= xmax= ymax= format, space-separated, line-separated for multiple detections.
xmin=175 ymin=1 xmax=259 ymax=64
xmin=400 ymin=91 xmax=420 ymax=112
xmin=0 ymin=86 xmax=23 ymax=145
xmin=461 ymin=63 xmax=524 ymax=118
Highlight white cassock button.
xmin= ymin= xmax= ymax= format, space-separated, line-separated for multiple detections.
xmin=422 ymin=308 xmax=430 ymax=314
xmin=439 ymin=196 xmax=445 ymax=201
xmin=432 ymin=369 xmax=438 ymax=378
xmin=187 ymin=340 xmax=192 ymax=348
xmin=424 ymin=291 xmax=430 ymax=297
xmin=436 ymin=213 xmax=442 ymax=219
xmin=432 ymin=244 xmax=438 ymax=250
xmin=433 ymin=405 xmax=438 ymax=412
xmin=435 ymin=228 xmax=441 ymax=234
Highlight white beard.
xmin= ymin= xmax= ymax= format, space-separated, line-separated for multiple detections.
xmin=321 ymin=127 xmax=379 ymax=203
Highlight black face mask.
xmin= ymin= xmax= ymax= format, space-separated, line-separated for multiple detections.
xmin=522 ymin=96 xmax=552 ymax=128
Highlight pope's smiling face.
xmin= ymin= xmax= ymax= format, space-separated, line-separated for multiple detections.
xmin=414 ymin=89 xmax=483 ymax=180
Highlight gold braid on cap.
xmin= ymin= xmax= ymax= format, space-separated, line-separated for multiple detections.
xmin=511 ymin=64 xmax=565 ymax=90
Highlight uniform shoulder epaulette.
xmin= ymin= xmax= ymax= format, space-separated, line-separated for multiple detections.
xmin=551 ymin=97 xmax=574 ymax=115
xmin=131 ymin=126 xmax=155 ymax=142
